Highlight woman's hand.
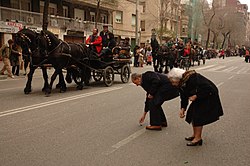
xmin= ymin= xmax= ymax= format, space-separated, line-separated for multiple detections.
xmin=189 ymin=95 xmax=197 ymax=101
xmin=179 ymin=109 xmax=185 ymax=118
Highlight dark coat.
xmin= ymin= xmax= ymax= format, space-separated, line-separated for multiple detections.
xmin=180 ymin=73 xmax=224 ymax=126
xmin=141 ymin=71 xmax=179 ymax=110
xmin=150 ymin=38 xmax=159 ymax=54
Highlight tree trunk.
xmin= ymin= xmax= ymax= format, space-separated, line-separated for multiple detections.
xmin=205 ymin=28 xmax=210 ymax=50
xmin=95 ymin=0 xmax=100 ymax=28
xmin=42 ymin=0 xmax=50 ymax=31
xmin=221 ymin=32 xmax=230 ymax=49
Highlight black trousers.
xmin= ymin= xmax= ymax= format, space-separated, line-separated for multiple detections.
xmin=12 ymin=65 xmax=19 ymax=75
xmin=145 ymin=88 xmax=179 ymax=126
xmin=145 ymin=98 xmax=167 ymax=126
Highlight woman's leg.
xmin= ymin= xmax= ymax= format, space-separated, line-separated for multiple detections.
xmin=192 ymin=125 xmax=203 ymax=142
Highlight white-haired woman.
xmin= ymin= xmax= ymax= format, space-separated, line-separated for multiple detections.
xmin=167 ymin=68 xmax=224 ymax=146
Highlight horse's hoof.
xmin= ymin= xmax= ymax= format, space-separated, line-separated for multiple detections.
xmin=76 ymin=85 xmax=83 ymax=90
xmin=24 ymin=88 xmax=31 ymax=94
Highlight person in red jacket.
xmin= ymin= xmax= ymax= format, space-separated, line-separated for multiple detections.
xmin=183 ymin=43 xmax=191 ymax=57
xmin=86 ymin=28 xmax=102 ymax=56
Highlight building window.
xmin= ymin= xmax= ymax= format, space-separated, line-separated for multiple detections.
xmin=90 ymin=12 xmax=95 ymax=22
xmin=132 ymin=14 xmax=136 ymax=26
xmin=115 ymin=11 xmax=122 ymax=23
xmin=101 ymin=14 xmax=108 ymax=24
xmin=63 ymin=6 xmax=68 ymax=17
xmin=75 ymin=8 xmax=84 ymax=21
xmin=141 ymin=20 xmax=145 ymax=31
xmin=40 ymin=2 xmax=57 ymax=16
xmin=142 ymin=2 xmax=146 ymax=13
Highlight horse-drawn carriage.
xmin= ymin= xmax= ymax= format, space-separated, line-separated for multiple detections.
xmin=68 ymin=57 xmax=131 ymax=87
xmin=15 ymin=29 xmax=131 ymax=95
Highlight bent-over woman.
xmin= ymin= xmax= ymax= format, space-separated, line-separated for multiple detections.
xmin=167 ymin=68 xmax=223 ymax=146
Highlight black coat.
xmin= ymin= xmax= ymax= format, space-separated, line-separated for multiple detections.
xmin=141 ymin=71 xmax=179 ymax=110
xmin=180 ymin=73 xmax=224 ymax=126
xmin=150 ymin=38 xmax=159 ymax=53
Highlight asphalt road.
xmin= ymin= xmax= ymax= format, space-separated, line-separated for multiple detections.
xmin=0 ymin=57 xmax=249 ymax=166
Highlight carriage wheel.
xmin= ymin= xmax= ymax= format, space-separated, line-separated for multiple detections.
xmin=93 ymin=70 xmax=103 ymax=82
xmin=121 ymin=65 xmax=130 ymax=83
xmin=184 ymin=59 xmax=190 ymax=71
xmin=103 ymin=66 xmax=114 ymax=87
xmin=179 ymin=59 xmax=184 ymax=69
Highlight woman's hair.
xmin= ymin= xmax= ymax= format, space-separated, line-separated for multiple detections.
xmin=167 ymin=68 xmax=185 ymax=80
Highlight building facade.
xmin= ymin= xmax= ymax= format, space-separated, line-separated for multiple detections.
xmin=0 ymin=0 xmax=143 ymax=48
xmin=140 ymin=0 xmax=187 ymax=46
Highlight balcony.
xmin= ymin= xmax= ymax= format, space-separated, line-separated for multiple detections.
xmin=0 ymin=6 xmax=113 ymax=34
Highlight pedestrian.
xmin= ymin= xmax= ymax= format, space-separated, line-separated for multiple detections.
xmin=244 ymin=48 xmax=249 ymax=63
xmin=137 ymin=48 xmax=144 ymax=67
xmin=151 ymin=33 xmax=159 ymax=71
xmin=10 ymin=43 xmax=22 ymax=76
xmin=0 ymin=39 xmax=15 ymax=78
xmin=133 ymin=45 xmax=140 ymax=67
xmin=146 ymin=47 xmax=152 ymax=65
xmin=131 ymin=71 xmax=179 ymax=130
xmin=167 ymin=68 xmax=224 ymax=146
xmin=219 ymin=49 xmax=225 ymax=59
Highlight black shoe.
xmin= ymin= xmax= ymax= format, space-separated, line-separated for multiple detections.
xmin=185 ymin=136 xmax=194 ymax=141
xmin=161 ymin=122 xmax=168 ymax=127
xmin=146 ymin=125 xmax=162 ymax=131
xmin=187 ymin=139 xmax=203 ymax=146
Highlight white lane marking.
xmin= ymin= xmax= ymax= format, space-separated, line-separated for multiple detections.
xmin=105 ymin=128 xmax=145 ymax=155
xmin=221 ymin=66 xmax=235 ymax=72
xmin=228 ymin=76 xmax=235 ymax=80
xmin=0 ymin=87 xmax=122 ymax=118
xmin=223 ymin=66 xmax=238 ymax=72
xmin=237 ymin=67 xmax=247 ymax=74
xmin=217 ymin=82 xmax=224 ymax=87
xmin=208 ymin=66 xmax=226 ymax=71
xmin=241 ymin=68 xmax=250 ymax=74
xmin=196 ymin=65 xmax=215 ymax=71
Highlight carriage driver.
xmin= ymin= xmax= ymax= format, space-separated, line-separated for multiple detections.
xmin=86 ymin=28 xmax=102 ymax=57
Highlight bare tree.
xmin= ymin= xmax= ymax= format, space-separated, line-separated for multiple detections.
xmin=202 ymin=0 xmax=216 ymax=49
xmin=210 ymin=15 xmax=225 ymax=49
xmin=94 ymin=0 xmax=118 ymax=28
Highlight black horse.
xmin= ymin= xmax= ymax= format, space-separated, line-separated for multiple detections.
xmin=37 ymin=30 xmax=92 ymax=94
xmin=157 ymin=45 xmax=174 ymax=74
xmin=14 ymin=29 xmax=51 ymax=95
